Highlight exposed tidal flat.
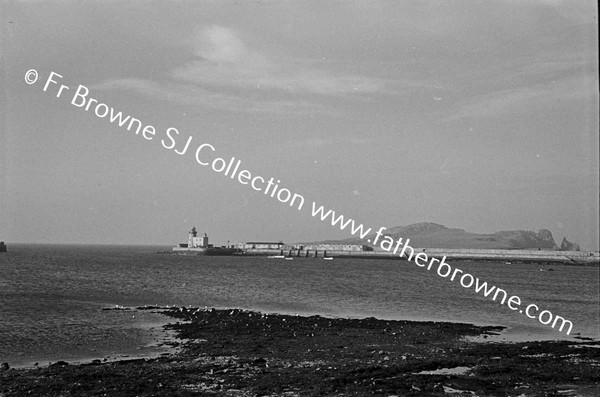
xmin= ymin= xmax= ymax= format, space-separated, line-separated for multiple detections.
xmin=1 ymin=306 xmax=599 ymax=396
xmin=1 ymin=244 xmax=599 ymax=395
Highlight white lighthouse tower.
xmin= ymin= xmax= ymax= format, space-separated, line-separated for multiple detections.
xmin=186 ymin=226 xmax=209 ymax=248
xmin=173 ymin=225 xmax=221 ymax=253
xmin=188 ymin=226 xmax=198 ymax=247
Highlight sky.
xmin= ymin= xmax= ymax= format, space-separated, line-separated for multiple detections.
xmin=2 ymin=1 xmax=599 ymax=250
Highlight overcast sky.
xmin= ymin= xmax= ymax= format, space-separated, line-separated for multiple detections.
xmin=2 ymin=1 xmax=599 ymax=250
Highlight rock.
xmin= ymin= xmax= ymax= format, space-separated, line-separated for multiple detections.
xmin=49 ymin=361 xmax=69 ymax=367
xmin=1 ymin=362 xmax=9 ymax=371
xmin=252 ymin=357 xmax=267 ymax=367
xmin=495 ymin=229 xmax=559 ymax=250
xmin=560 ymin=237 xmax=580 ymax=251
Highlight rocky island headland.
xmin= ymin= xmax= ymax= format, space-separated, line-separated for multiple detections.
xmin=311 ymin=222 xmax=571 ymax=250
xmin=296 ymin=222 xmax=599 ymax=265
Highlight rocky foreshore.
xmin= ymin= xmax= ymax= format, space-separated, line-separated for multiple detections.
xmin=1 ymin=307 xmax=599 ymax=396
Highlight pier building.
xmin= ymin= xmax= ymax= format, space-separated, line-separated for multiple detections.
xmin=239 ymin=242 xmax=286 ymax=250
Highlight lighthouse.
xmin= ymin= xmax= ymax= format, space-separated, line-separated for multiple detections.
xmin=188 ymin=226 xmax=198 ymax=247
xmin=187 ymin=227 xmax=209 ymax=248
xmin=173 ymin=226 xmax=234 ymax=255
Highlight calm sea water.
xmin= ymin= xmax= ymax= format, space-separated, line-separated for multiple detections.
xmin=1 ymin=244 xmax=598 ymax=367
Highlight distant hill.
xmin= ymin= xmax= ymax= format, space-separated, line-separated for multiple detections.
xmin=308 ymin=222 xmax=569 ymax=250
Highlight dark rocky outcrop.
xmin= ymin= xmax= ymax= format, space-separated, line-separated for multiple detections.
xmin=2 ymin=308 xmax=599 ymax=396
xmin=492 ymin=229 xmax=559 ymax=250
xmin=560 ymin=237 xmax=580 ymax=251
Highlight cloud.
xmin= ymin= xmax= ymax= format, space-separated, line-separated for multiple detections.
xmin=449 ymin=77 xmax=594 ymax=122
xmin=172 ymin=25 xmax=386 ymax=96
xmin=94 ymin=25 xmax=390 ymax=115
xmin=194 ymin=25 xmax=255 ymax=64
xmin=447 ymin=55 xmax=598 ymax=121
xmin=92 ymin=78 xmax=325 ymax=115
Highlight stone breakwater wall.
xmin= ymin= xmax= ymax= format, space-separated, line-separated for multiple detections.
xmin=411 ymin=248 xmax=599 ymax=264
xmin=238 ymin=248 xmax=599 ymax=264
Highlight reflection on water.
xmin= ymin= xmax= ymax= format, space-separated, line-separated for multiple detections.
xmin=1 ymin=244 xmax=598 ymax=366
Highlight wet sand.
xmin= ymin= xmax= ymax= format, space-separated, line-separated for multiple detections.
xmin=3 ymin=309 xmax=179 ymax=369
xmin=1 ymin=307 xmax=599 ymax=396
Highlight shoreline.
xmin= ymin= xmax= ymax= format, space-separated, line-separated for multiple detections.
xmin=6 ymin=304 xmax=597 ymax=370
xmin=2 ymin=307 xmax=599 ymax=396
xmin=2 ymin=307 xmax=182 ymax=370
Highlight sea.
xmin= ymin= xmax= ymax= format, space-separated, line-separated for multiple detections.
xmin=1 ymin=244 xmax=598 ymax=368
